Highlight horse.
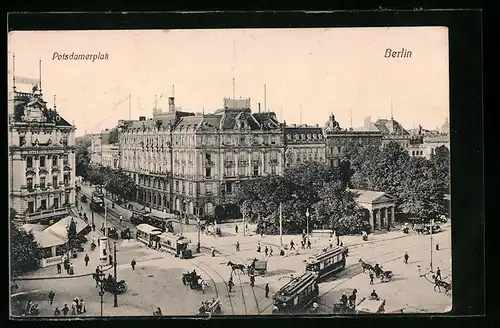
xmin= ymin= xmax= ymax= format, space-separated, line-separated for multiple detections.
xmin=359 ymin=259 xmax=374 ymax=273
xmin=227 ymin=261 xmax=246 ymax=274
xmin=433 ymin=278 xmax=452 ymax=295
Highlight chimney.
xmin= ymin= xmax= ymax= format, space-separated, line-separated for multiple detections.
xmin=168 ymin=97 xmax=175 ymax=112
xmin=139 ymin=116 xmax=146 ymax=121
xmin=258 ymin=103 xmax=261 ymax=113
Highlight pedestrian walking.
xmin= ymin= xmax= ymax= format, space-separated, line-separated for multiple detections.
xmin=369 ymin=271 xmax=374 ymax=285
xmin=131 ymin=259 xmax=136 ymax=270
xmin=307 ymin=239 xmax=311 ymax=249
xmin=228 ymin=277 xmax=234 ymax=292
xmin=71 ymin=300 xmax=77 ymax=315
xmin=336 ymin=236 xmax=340 ymax=246
xmin=265 ymin=283 xmax=270 ymax=298
xmin=269 ymin=247 xmax=273 ymax=256
xmin=436 ymin=267 xmax=442 ymax=280
xmin=119 ymin=215 xmax=123 ymax=223
xmin=301 ymin=240 xmax=305 ymax=249
xmin=340 ymin=242 xmax=343 ymax=247
xmin=80 ymin=299 xmax=86 ymax=314
xmin=290 ymin=240 xmax=295 ymax=250
xmin=245 ymin=224 xmax=249 ymax=233
xmin=404 ymin=252 xmax=409 ymax=264
xmin=109 ymin=254 xmax=113 ymax=265
xmin=48 ymin=290 xmax=55 ymax=305
xmin=92 ymin=223 xmax=96 ymax=232
xmin=265 ymin=246 xmax=269 ymax=256
xmin=62 ymin=304 xmax=69 ymax=316
xmin=257 ymin=242 xmax=261 ymax=253
xmin=84 ymin=254 xmax=90 ymax=266
xmin=235 ymin=225 xmax=239 ymax=234
xmin=211 ymin=247 xmax=216 ymax=257
xmin=54 ymin=307 xmax=61 ymax=316
xmin=69 ymin=263 xmax=74 ymax=275
xmin=236 ymin=241 xmax=240 ymax=251
xmin=250 ymin=275 xmax=255 ymax=287
xmin=56 ymin=263 xmax=62 ymax=274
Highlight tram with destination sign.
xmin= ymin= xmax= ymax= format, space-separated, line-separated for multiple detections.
xmin=305 ymin=246 xmax=348 ymax=280
xmin=272 ymin=271 xmax=319 ymax=313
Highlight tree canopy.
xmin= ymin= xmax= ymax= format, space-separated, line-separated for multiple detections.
xmin=10 ymin=222 xmax=42 ymax=276
xmin=344 ymin=140 xmax=449 ymax=221
xmin=234 ymin=161 xmax=369 ymax=235
xmin=75 ymin=136 xmax=92 ymax=179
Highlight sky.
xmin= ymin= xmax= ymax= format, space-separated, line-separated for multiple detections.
xmin=8 ymin=27 xmax=449 ymax=137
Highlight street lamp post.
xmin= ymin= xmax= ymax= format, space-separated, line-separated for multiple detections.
xmin=196 ymin=217 xmax=201 ymax=253
xmin=306 ymin=208 xmax=310 ymax=238
xmin=113 ymin=241 xmax=118 ymax=307
xmin=430 ymin=218 xmax=434 ymax=273
xmin=279 ymin=203 xmax=283 ymax=247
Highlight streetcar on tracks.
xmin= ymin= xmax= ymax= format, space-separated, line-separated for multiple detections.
xmin=130 ymin=209 xmax=175 ymax=233
xmin=272 ymin=271 xmax=319 ymax=314
xmin=305 ymin=246 xmax=348 ymax=280
xmin=90 ymin=193 xmax=105 ymax=214
xmin=135 ymin=223 xmax=162 ymax=247
xmin=158 ymin=231 xmax=191 ymax=258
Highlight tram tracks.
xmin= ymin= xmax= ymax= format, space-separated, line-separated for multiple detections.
xmin=316 ymin=240 xmax=434 ymax=310
xmin=191 ymin=258 xmax=235 ymax=315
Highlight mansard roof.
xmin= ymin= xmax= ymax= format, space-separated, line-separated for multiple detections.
xmin=374 ymin=118 xmax=409 ymax=135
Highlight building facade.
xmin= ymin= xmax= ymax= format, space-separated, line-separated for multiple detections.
xmin=284 ymin=124 xmax=326 ymax=168
xmin=323 ymin=114 xmax=383 ymax=167
xmin=89 ymin=133 xmax=102 ymax=166
xmin=9 ymin=85 xmax=77 ymax=224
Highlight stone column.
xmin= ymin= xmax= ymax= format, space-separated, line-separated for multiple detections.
xmin=58 ymin=155 xmax=64 ymax=186
xmin=369 ymin=210 xmax=375 ymax=232
xmin=385 ymin=207 xmax=389 ymax=230
xmin=391 ymin=206 xmax=395 ymax=224
xmin=34 ymin=155 xmax=40 ymax=185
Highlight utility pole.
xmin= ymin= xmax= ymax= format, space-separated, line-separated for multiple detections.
xmin=104 ymin=205 xmax=107 ymax=237
xmin=113 ymin=241 xmax=118 ymax=307
xmin=196 ymin=217 xmax=201 ymax=253
xmin=306 ymin=208 xmax=310 ymax=238
xmin=243 ymin=211 xmax=246 ymax=236
xmin=279 ymin=203 xmax=283 ymax=247
xmin=430 ymin=218 xmax=434 ymax=272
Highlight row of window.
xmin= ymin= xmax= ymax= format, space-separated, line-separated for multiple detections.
xmin=26 ymin=155 xmax=69 ymax=168
xmin=411 ymin=150 xmax=425 ymax=156
xmin=18 ymin=135 xmax=69 ymax=147
xmin=26 ymin=175 xmax=71 ymax=190
xmin=286 ymin=133 xmax=323 ymax=141
xmin=26 ymin=194 xmax=70 ymax=213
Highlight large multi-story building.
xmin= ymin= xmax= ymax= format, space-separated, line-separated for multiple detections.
xmin=9 ymin=85 xmax=77 ymax=224
xmin=120 ymin=97 xmax=285 ymax=217
xmin=324 ymin=114 xmax=383 ymax=167
xmin=89 ymin=133 xmax=102 ymax=166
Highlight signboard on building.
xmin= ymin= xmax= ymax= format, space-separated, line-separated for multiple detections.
xmin=99 ymin=236 xmax=108 ymax=267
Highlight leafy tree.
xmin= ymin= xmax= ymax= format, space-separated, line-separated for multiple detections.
xmin=10 ymin=222 xmax=42 ymax=276
xmin=67 ymin=218 xmax=77 ymax=250
xmin=430 ymin=145 xmax=450 ymax=195
xmin=75 ymin=136 xmax=92 ymax=179
xmin=105 ymin=169 xmax=137 ymax=201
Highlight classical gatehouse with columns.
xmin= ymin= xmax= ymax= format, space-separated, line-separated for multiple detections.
xmin=351 ymin=189 xmax=396 ymax=232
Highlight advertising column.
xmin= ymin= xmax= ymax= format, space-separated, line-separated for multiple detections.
xmin=99 ymin=236 xmax=109 ymax=268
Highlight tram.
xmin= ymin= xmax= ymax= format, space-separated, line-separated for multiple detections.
xmin=135 ymin=223 xmax=162 ymax=247
xmin=272 ymin=271 xmax=319 ymax=314
xmin=90 ymin=193 xmax=105 ymax=213
xmin=305 ymin=246 xmax=348 ymax=280
xmin=158 ymin=231 xmax=191 ymax=257
xmin=130 ymin=209 xmax=175 ymax=233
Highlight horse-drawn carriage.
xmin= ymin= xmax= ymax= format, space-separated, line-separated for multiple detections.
xmin=182 ymin=271 xmax=209 ymax=292
xmin=198 ymin=298 xmax=221 ymax=316
xmin=359 ymin=259 xmax=393 ymax=282
xmin=227 ymin=259 xmax=268 ymax=276
xmin=96 ymin=276 xmax=128 ymax=294
xmin=247 ymin=259 xmax=267 ymax=276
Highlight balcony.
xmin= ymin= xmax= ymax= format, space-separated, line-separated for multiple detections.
xmin=26 ymin=207 xmax=68 ymax=222
xmin=251 ymin=159 xmax=261 ymax=165
xmin=224 ymin=160 xmax=235 ymax=167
